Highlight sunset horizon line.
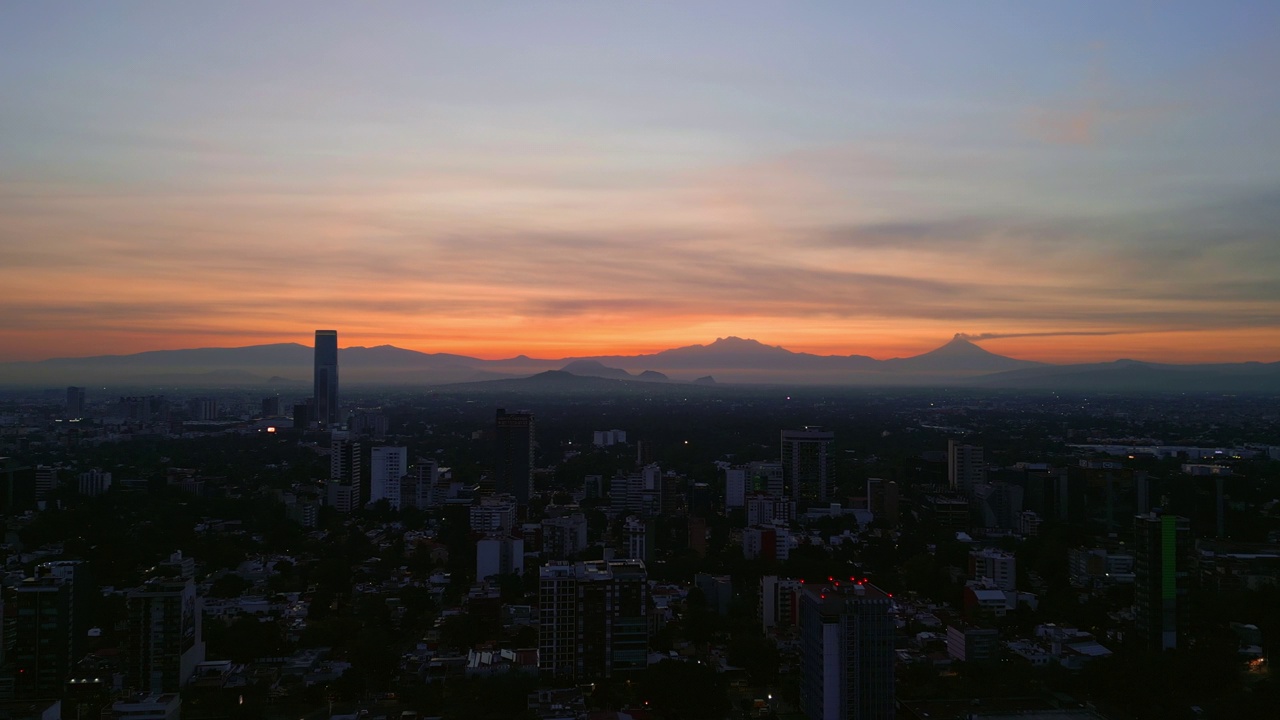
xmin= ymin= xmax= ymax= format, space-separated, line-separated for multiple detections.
xmin=7 ymin=330 xmax=1279 ymax=367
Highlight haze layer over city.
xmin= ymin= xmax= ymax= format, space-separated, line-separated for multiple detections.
xmin=1 ymin=4 xmax=1279 ymax=720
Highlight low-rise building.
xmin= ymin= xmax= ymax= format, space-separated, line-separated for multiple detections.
xmin=109 ymin=694 xmax=180 ymax=720
xmin=946 ymin=622 xmax=999 ymax=663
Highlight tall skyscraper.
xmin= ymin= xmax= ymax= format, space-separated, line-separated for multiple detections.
xmin=65 ymin=386 xmax=85 ymax=419
xmin=948 ymin=439 xmax=984 ymax=496
xmin=369 ymin=446 xmax=408 ymax=509
xmin=313 ymin=330 xmax=339 ymax=428
xmin=1133 ymin=511 xmax=1190 ymax=651
xmin=781 ymin=427 xmax=834 ymax=503
xmin=539 ymin=560 xmax=648 ymax=680
xmin=800 ymin=582 xmax=895 ymax=720
xmin=495 ymin=408 xmax=535 ymax=504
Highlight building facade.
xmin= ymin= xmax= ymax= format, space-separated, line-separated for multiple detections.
xmin=799 ymin=583 xmax=895 ymax=720
xmin=970 ymin=548 xmax=1017 ymax=592
xmin=65 ymin=386 xmax=85 ymax=420
xmin=541 ymin=514 xmax=589 ymax=560
xmin=1133 ymin=512 xmax=1190 ymax=651
xmin=327 ymin=438 xmax=362 ymax=512
xmin=476 ymin=535 xmax=524 ymax=581
xmin=538 ymin=560 xmax=649 ymax=681
xmin=4 ymin=576 xmax=75 ymax=699
xmin=78 ymin=469 xmax=112 ymax=497
xmin=313 ymin=330 xmax=339 ymax=428
xmin=369 ymin=446 xmax=408 ymax=509
xmin=948 ymin=440 xmax=984 ymax=497
xmin=495 ymin=409 xmax=535 ymax=504
xmin=761 ymin=575 xmax=804 ymax=632
xmin=782 ymin=428 xmax=834 ymax=504
xmin=125 ymin=578 xmax=205 ymax=693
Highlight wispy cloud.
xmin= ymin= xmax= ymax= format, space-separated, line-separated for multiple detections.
xmin=1023 ymin=43 xmax=1177 ymax=147
xmin=956 ymin=331 xmax=1130 ymax=342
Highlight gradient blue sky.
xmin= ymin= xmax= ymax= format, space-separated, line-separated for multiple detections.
xmin=2 ymin=2 xmax=1278 ymax=362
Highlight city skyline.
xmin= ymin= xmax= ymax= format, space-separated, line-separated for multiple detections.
xmin=2 ymin=3 xmax=1279 ymax=365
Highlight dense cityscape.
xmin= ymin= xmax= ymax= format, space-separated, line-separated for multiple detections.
xmin=0 ymin=331 xmax=1276 ymax=720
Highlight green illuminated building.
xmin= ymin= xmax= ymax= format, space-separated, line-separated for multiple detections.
xmin=1133 ymin=512 xmax=1190 ymax=651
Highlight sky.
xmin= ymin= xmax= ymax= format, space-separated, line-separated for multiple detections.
xmin=2 ymin=2 xmax=1279 ymax=364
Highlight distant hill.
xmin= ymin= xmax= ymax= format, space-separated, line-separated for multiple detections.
xmin=579 ymin=336 xmax=882 ymax=376
xmin=37 ymin=343 xmax=311 ymax=368
xmin=0 ymin=342 xmax=512 ymax=387
xmin=2 ymin=335 xmax=1274 ymax=393
xmin=974 ymin=359 xmax=1280 ymax=393
xmin=439 ymin=370 xmax=717 ymax=398
xmin=560 ymin=359 xmax=633 ymax=380
xmin=558 ymin=361 xmax=673 ymax=383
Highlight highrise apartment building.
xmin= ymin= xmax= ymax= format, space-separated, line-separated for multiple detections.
xmin=327 ymin=438 xmax=362 ymax=513
xmin=781 ymin=428 xmax=834 ymax=503
xmin=400 ymin=460 xmax=441 ymax=510
xmin=4 ymin=574 xmax=76 ymax=699
xmin=621 ymin=463 xmax=662 ymax=516
xmin=539 ymin=560 xmax=648 ymax=681
xmin=369 ymin=446 xmax=408 ymax=509
xmin=39 ymin=561 xmax=94 ymax=658
xmin=948 ymin=439 xmax=985 ymax=497
xmin=799 ymin=582 xmax=896 ymax=720
xmin=125 ymin=577 xmax=205 ymax=693
xmin=495 ymin=409 xmax=535 ymax=504
xmin=313 ymin=330 xmax=339 ymax=428
xmin=1133 ymin=511 xmax=1190 ymax=651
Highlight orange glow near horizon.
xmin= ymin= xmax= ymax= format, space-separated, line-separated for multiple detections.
xmin=3 ymin=323 xmax=1278 ymax=365
xmin=4 ymin=142 xmax=1278 ymax=367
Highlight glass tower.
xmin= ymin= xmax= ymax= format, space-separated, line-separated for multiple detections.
xmin=313 ymin=329 xmax=339 ymax=428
